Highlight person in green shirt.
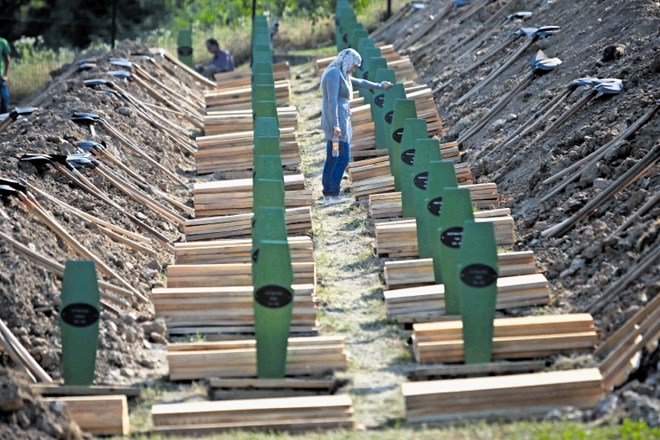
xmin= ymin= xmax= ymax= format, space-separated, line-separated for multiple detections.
xmin=0 ymin=37 xmax=10 ymax=114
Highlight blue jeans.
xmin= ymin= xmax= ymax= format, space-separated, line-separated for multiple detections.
xmin=322 ymin=139 xmax=350 ymax=196
xmin=0 ymin=79 xmax=8 ymax=114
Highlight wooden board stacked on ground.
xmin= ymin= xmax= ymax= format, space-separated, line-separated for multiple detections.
xmin=167 ymin=336 xmax=348 ymax=380
xmin=204 ymin=81 xmax=290 ymax=111
xmin=402 ymin=368 xmax=605 ymax=423
xmin=152 ymin=395 xmax=354 ymax=434
xmin=368 ymin=183 xmax=499 ymax=216
xmin=44 ymin=396 xmax=129 ymax=436
xmin=208 ymin=377 xmax=344 ymax=400
xmin=412 ymin=314 xmax=597 ymax=364
xmin=184 ymin=207 xmax=312 ymax=241
xmin=375 ymin=214 xmax=515 ymax=258
xmin=213 ymin=61 xmax=291 ymax=87
xmin=384 ymin=250 xmax=538 ymax=289
xmin=166 ymin=262 xmax=315 ymax=288
xmin=597 ymin=293 xmax=660 ymax=390
xmin=193 ymin=174 xmax=311 ymax=217
xmin=350 ymin=88 xmax=443 ymax=158
xmin=174 ymin=236 xmax=314 ymax=264
xmin=384 ymin=274 xmax=551 ymax=324
xmin=349 ymin=156 xmax=472 ymax=200
xmin=204 ymin=107 xmax=298 ymax=136
xmin=153 ymin=284 xmax=317 ymax=335
xmin=195 ymin=128 xmax=300 ymax=174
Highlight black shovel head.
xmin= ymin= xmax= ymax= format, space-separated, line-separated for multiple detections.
xmin=575 ymin=77 xmax=601 ymax=87
xmin=84 ymin=79 xmax=111 ymax=88
xmin=110 ymin=58 xmax=132 ymax=69
xmin=517 ymin=27 xmax=538 ymax=37
xmin=0 ymin=177 xmax=27 ymax=195
xmin=453 ymin=0 xmax=472 ymax=6
xmin=107 ymin=70 xmax=132 ymax=80
xmin=19 ymin=154 xmax=54 ymax=173
xmin=533 ymin=56 xmax=562 ymax=73
xmin=66 ymin=153 xmax=97 ymax=169
xmin=535 ymin=26 xmax=561 ymax=37
xmin=508 ymin=11 xmax=532 ymax=20
xmin=15 ymin=107 xmax=36 ymax=116
xmin=70 ymin=112 xmax=101 ymax=125
xmin=78 ymin=62 xmax=97 ymax=71
xmin=75 ymin=141 xmax=104 ymax=152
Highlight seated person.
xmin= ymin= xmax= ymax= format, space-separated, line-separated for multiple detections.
xmin=195 ymin=38 xmax=235 ymax=79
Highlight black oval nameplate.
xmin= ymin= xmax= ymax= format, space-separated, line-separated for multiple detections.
xmin=401 ymin=149 xmax=415 ymax=166
xmin=392 ymin=127 xmax=404 ymax=143
xmin=440 ymin=226 xmax=464 ymax=249
xmin=385 ymin=111 xmax=394 ymax=124
xmin=255 ymin=285 xmax=293 ymax=308
xmin=374 ymin=94 xmax=385 ymax=108
xmin=427 ymin=197 xmax=443 ymax=216
xmin=61 ymin=303 xmax=99 ymax=328
xmin=177 ymin=46 xmax=193 ymax=56
xmin=414 ymin=172 xmax=429 ymax=190
xmin=460 ymin=264 xmax=498 ymax=288
xmin=343 ymin=34 xmax=348 ymax=43
xmin=251 ymin=248 xmax=260 ymax=263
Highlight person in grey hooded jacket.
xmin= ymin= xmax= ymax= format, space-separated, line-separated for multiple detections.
xmin=320 ymin=48 xmax=392 ymax=204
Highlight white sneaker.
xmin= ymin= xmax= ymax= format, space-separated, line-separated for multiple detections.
xmin=324 ymin=195 xmax=348 ymax=205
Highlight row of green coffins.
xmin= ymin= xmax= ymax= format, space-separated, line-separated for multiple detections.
xmin=250 ymin=15 xmax=296 ymax=378
xmin=335 ymin=2 xmax=500 ymax=364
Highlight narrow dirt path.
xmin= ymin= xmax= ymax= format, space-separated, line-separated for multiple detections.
xmin=290 ymin=60 xmax=412 ymax=428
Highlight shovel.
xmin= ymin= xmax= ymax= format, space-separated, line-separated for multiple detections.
xmin=527 ymin=78 xmax=623 ymax=150
xmin=84 ymin=79 xmax=196 ymax=154
xmin=151 ymin=47 xmax=216 ymax=89
xmin=107 ymin=69 xmax=203 ymax=129
xmin=455 ymin=26 xmax=560 ymax=106
xmin=110 ymin=58 xmax=204 ymax=125
xmin=0 ymin=107 xmax=37 ymax=133
xmin=411 ymin=0 xmax=489 ymax=52
xmin=19 ymin=154 xmax=175 ymax=253
xmin=0 ymin=177 xmax=146 ymax=302
xmin=454 ymin=11 xmax=533 ymax=62
xmin=482 ymin=77 xmax=597 ymax=161
xmin=24 ymin=182 xmax=157 ymax=257
xmin=539 ymin=100 xmax=657 ymax=203
xmin=458 ymin=51 xmax=562 ymax=145
xmin=69 ymin=111 xmax=188 ymax=187
xmin=75 ymin=140 xmax=193 ymax=216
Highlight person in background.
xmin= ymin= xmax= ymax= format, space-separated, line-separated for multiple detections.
xmin=320 ymin=48 xmax=392 ymax=205
xmin=195 ymin=38 xmax=235 ymax=80
xmin=0 ymin=37 xmax=10 ymax=114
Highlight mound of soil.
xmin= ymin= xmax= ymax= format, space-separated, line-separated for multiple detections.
xmin=376 ymin=0 xmax=658 ymax=426
xmin=0 ymin=41 xmax=202 ymax=389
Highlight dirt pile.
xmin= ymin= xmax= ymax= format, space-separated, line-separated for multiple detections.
xmin=0 ymin=41 xmax=203 ymax=388
xmin=376 ymin=0 xmax=659 ymax=426
xmin=0 ymin=367 xmax=85 ymax=439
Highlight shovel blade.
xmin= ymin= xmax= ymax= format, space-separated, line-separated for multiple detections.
xmin=508 ymin=11 xmax=532 ymax=20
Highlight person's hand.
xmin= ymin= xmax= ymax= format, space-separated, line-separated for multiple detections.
xmin=381 ymin=81 xmax=393 ymax=89
xmin=1 ymin=76 xmax=7 ymax=82
xmin=333 ymin=127 xmax=342 ymax=137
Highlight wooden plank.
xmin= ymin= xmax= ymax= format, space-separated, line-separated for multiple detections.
xmin=44 ymin=395 xmax=129 ymax=436
xmin=32 ymin=384 xmax=140 ymax=397
xmin=402 ymin=368 xmax=604 ymax=423
xmin=408 ymin=361 xmax=547 ymax=380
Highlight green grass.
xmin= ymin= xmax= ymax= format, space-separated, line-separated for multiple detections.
xmin=118 ymin=419 xmax=660 ymax=440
